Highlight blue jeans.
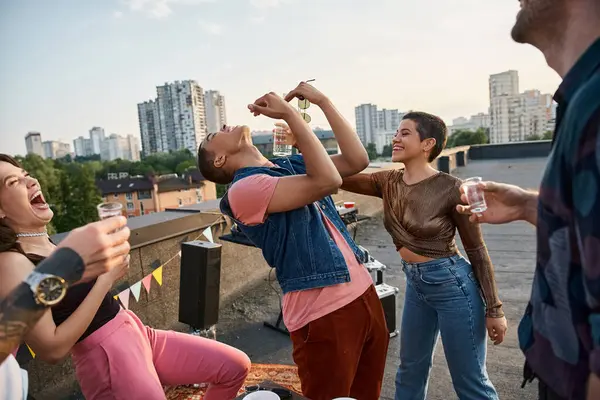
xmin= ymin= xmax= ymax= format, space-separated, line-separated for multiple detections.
xmin=395 ymin=255 xmax=498 ymax=400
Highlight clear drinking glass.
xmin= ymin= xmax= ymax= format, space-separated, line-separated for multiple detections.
xmin=97 ymin=202 xmax=123 ymax=220
xmin=272 ymin=93 xmax=293 ymax=157
xmin=461 ymin=177 xmax=487 ymax=214
xmin=272 ymin=122 xmax=292 ymax=157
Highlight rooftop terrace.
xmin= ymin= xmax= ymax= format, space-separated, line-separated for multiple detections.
xmin=25 ymin=141 xmax=550 ymax=400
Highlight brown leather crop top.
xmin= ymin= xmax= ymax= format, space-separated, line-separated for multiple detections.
xmin=342 ymin=169 xmax=503 ymax=318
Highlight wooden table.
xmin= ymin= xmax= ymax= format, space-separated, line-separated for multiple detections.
xmin=234 ymin=380 xmax=308 ymax=399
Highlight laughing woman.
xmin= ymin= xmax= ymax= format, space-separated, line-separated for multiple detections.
xmin=342 ymin=112 xmax=506 ymax=400
xmin=0 ymin=154 xmax=250 ymax=400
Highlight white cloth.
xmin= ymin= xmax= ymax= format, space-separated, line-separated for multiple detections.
xmin=0 ymin=355 xmax=28 ymax=400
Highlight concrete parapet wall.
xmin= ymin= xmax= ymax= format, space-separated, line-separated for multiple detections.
xmin=469 ymin=141 xmax=551 ymax=159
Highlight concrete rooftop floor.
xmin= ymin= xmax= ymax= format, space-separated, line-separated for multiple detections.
xmin=217 ymin=157 xmax=548 ymax=400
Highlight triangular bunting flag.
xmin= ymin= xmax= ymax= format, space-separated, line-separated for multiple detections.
xmin=118 ymin=289 xmax=130 ymax=309
xmin=130 ymin=281 xmax=142 ymax=302
xmin=203 ymin=227 xmax=214 ymax=243
xmin=26 ymin=344 xmax=35 ymax=358
xmin=152 ymin=266 xmax=163 ymax=286
xmin=113 ymin=295 xmax=118 ymax=300
xmin=142 ymin=274 xmax=153 ymax=294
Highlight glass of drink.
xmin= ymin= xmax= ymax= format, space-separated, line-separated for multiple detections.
xmin=272 ymin=123 xmax=292 ymax=157
xmin=461 ymin=177 xmax=487 ymax=214
xmin=97 ymin=202 xmax=123 ymax=220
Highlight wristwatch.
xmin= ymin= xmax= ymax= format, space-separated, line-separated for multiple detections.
xmin=24 ymin=271 xmax=68 ymax=306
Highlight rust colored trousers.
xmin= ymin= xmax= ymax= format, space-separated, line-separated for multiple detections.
xmin=290 ymin=285 xmax=389 ymax=400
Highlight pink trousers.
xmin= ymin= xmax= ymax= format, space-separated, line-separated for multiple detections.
xmin=71 ymin=310 xmax=250 ymax=400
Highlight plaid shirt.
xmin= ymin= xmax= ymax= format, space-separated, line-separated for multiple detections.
xmin=518 ymin=38 xmax=600 ymax=399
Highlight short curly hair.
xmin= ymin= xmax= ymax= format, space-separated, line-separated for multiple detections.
xmin=196 ymin=145 xmax=234 ymax=185
xmin=402 ymin=111 xmax=448 ymax=162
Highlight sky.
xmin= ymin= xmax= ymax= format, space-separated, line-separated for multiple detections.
xmin=0 ymin=0 xmax=562 ymax=157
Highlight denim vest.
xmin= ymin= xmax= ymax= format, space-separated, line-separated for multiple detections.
xmin=220 ymin=154 xmax=366 ymax=293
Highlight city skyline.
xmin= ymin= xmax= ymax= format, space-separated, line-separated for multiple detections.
xmin=0 ymin=1 xmax=561 ymax=156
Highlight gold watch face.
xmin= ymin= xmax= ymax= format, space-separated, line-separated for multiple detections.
xmin=35 ymin=276 xmax=67 ymax=306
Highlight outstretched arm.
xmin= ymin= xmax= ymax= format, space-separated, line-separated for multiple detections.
xmin=341 ymin=169 xmax=397 ymax=198
xmin=249 ymin=93 xmax=342 ymax=213
xmin=284 ymin=83 xmax=369 ymax=177
xmin=341 ymin=174 xmax=381 ymax=197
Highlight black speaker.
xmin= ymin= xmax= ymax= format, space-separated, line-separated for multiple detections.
xmin=376 ymin=283 xmax=399 ymax=338
xmin=178 ymin=240 xmax=222 ymax=329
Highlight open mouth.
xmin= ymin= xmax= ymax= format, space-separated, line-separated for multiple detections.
xmin=30 ymin=191 xmax=50 ymax=210
xmin=392 ymin=145 xmax=404 ymax=152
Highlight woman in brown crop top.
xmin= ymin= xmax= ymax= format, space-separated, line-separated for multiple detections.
xmin=0 ymin=154 xmax=250 ymax=399
xmin=342 ymin=112 xmax=506 ymax=400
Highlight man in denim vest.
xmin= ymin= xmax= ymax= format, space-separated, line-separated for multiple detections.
xmin=197 ymin=83 xmax=389 ymax=400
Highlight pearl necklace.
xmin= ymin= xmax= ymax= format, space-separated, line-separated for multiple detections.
xmin=16 ymin=231 xmax=48 ymax=238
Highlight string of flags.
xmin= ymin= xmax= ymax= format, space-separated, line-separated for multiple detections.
xmin=113 ymin=224 xmax=215 ymax=309
xmin=22 ymin=220 xmax=222 ymax=361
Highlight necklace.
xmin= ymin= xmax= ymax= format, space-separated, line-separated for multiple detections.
xmin=16 ymin=231 xmax=48 ymax=238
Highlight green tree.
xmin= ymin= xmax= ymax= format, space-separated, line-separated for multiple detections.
xmin=53 ymin=163 xmax=102 ymax=232
xmin=526 ymin=134 xmax=542 ymax=141
xmin=366 ymin=143 xmax=378 ymax=161
xmin=176 ymin=160 xmax=197 ymax=175
xmin=18 ymin=155 xmax=63 ymax=234
xmin=381 ymin=144 xmax=393 ymax=158
xmin=447 ymin=128 xmax=489 ymax=148
xmin=542 ymin=130 xmax=553 ymax=140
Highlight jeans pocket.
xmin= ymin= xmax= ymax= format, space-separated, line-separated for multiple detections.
xmin=467 ymin=271 xmax=481 ymax=288
xmin=419 ymin=267 xmax=457 ymax=285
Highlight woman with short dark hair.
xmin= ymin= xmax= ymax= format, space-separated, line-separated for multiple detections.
xmin=342 ymin=112 xmax=506 ymax=400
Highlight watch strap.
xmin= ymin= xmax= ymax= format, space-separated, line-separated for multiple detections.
xmin=35 ymin=247 xmax=85 ymax=284
xmin=24 ymin=271 xmax=50 ymax=290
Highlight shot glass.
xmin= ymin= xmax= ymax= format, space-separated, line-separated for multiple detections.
xmin=461 ymin=177 xmax=487 ymax=214
xmin=272 ymin=123 xmax=292 ymax=157
xmin=97 ymin=202 xmax=124 ymax=220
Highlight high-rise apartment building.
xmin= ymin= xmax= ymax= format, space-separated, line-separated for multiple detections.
xmin=489 ymin=70 xmax=519 ymax=99
xmin=377 ymin=109 xmax=402 ymax=132
xmin=204 ymin=90 xmax=227 ymax=134
xmin=127 ymin=135 xmax=141 ymax=161
xmin=89 ymin=127 xmax=106 ymax=155
xmin=449 ymin=113 xmax=491 ymax=134
xmin=101 ymin=134 xmax=141 ymax=162
xmin=489 ymin=70 xmax=554 ymax=143
xmin=356 ymin=104 xmax=404 ymax=153
xmin=355 ymin=104 xmax=379 ymax=145
xmin=42 ymin=141 xmax=71 ymax=159
xmin=138 ymin=80 xmax=208 ymax=155
xmin=73 ymin=136 xmax=93 ymax=157
xmin=138 ymin=100 xmax=164 ymax=156
xmin=156 ymin=80 xmax=207 ymax=153
xmin=25 ymin=132 xmax=44 ymax=157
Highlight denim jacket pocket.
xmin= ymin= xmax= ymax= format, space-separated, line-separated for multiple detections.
xmin=419 ymin=267 xmax=457 ymax=285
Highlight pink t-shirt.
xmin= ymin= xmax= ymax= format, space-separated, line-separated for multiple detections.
xmin=228 ymin=174 xmax=373 ymax=332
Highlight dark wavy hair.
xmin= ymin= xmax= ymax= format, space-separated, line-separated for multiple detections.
xmin=0 ymin=154 xmax=22 ymax=252
xmin=402 ymin=111 xmax=448 ymax=162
